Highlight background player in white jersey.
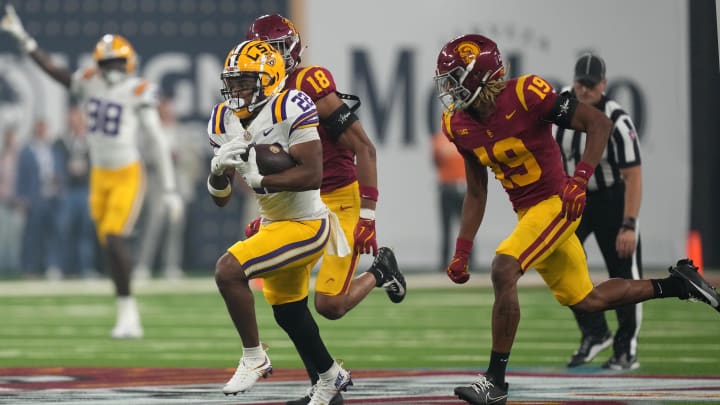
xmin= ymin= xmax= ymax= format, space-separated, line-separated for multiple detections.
xmin=1 ymin=5 xmax=182 ymax=339
xmin=206 ymin=40 xmax=351 ymax=405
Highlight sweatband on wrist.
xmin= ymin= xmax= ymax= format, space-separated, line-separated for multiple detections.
xmin=621 ymin=217 xmax=636 ymax=231
xmin=573 ymin=161 xmax=595 ymax=181
xmin=207 ymin=176 xmax=231 ymax=198
xmin=359 ymin=185 xmax=378 ymax=202
xmin=456 ymin=237 xmax=473 ymax=253
xmin=359 ymin=208 xmax=375 ymax=220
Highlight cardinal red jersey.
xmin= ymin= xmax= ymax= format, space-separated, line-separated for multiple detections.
xmin=287 ymin=66 xmax=357 ymax=193
xmin=442 ymin=74 xmax=566 ymax=211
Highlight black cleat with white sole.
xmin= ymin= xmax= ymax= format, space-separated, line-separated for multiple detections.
xmin=455 ymin=375 xmax=508 ymax=405
xmin=669 ymin=258 xmax=720 ymax=312
xmin=372 ymin=247 xmax=406 ymax=303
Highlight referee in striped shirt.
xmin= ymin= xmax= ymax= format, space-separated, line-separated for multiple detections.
xmin=554 ymin=54 xmax=643 ymax=371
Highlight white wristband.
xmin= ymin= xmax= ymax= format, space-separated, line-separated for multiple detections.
xmin=359 ymin=208 xmax=375 ymax=220
xmin=207 ymin=177 xmax=231 ymax=198
xmin=22 ymin=37 xmax=37 ymax=53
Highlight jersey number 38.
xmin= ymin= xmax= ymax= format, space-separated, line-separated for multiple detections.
xmin=87 ymin=98 xmax=123 ymax=137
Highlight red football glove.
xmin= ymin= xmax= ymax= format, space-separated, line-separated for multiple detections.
xmin=244 ymin=217 xmax=261 ymax=238
xmin=353 ymin=217 xmax=378 ymax=256
xmin=560 ymin=161 xmax=594 ymax=222
xmin=447 ymin=237 xmax=473 ymax=284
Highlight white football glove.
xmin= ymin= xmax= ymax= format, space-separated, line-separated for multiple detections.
xmin=1 ymin=5 xmax=37 ymax=52
xmin=237 ymin=147 xmax=264 ymax=189
xmin=163 ymin=192 xmax=184 ymax=223
xmin=210 ymin=138 xmax=249 ymax=176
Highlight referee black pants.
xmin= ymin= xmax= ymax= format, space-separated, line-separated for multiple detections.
xmin=573 ymin=181 xmax=643 ymax=357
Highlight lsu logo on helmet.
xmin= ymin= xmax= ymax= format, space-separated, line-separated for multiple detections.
xmin=220 ymin=40 xmax=287 ymax=119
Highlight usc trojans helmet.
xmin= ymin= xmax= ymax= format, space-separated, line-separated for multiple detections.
xmin=220 ymin=40 xmax=286 ymax=118
xmin=93 ymin=34 xmax=136 ymax=73
xmin=246 ymin=14 xmax=303 ymax=74
xmin=434 ymin=34 xmax=505 ymax=110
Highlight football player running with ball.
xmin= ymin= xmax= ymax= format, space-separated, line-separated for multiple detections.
xmin=207 ymin=40 xmax=352 ymax=405
xmin=246 ymin=14 xmax=406 ymax=405
xmin=434 ymin=34 xmax=720 ymax=405
xmin=1 ymin=5 xmax=182 ymax=339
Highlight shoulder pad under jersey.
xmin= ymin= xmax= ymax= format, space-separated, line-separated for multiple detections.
xmin=268 ymin=89 xmax=319 ymax=136
xmin=513 ymin=74 xmax=557 ymax=113
xmin=289 ymin=65 xmax=337 ymax=102
xmin=133 ymin=80 xmax=159 ymax=107
xmin=441 ymin=109 xmax=458 ymax=141
xmin=207 ymin=102 xmax=230 ymax=149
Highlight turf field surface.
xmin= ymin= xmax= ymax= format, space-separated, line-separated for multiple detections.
xmin=0 ymin=272 xmax=718 ymax=404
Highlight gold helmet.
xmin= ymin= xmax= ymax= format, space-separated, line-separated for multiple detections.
xmin=220 ymin=40 xmax=286 ymax=118
xmin=92 ymin=34 xmax=136 ymax=73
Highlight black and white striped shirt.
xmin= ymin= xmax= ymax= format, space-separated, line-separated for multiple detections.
xmin=553 ymin=89 xmax=642 ymax=192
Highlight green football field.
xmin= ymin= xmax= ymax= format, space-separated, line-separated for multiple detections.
xmin=0 ymin=274 xmax=718 ymax=376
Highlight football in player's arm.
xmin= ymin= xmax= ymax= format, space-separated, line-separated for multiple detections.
xmin=204 ymin=39 xmax=353 ymax=402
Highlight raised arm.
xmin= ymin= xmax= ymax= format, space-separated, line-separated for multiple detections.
xmin=1 ymin=4 xmax=72 ymax=88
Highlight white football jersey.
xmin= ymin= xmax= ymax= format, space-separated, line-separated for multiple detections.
xmin=70 ymin=68 xmax=158 ymax=169
xmin=207 ymin=89 xmax=327 ymax=222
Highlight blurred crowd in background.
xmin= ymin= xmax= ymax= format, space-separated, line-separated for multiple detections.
xmin=0 ymin=98 xmax=256 ymax=280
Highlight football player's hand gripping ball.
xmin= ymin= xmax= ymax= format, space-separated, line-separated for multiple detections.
xmin=245 ymin=217 xmax=261 ymax=238
xmin=236 ymin=147 xmax=264 ymax=189
xmin=447 ymin=237 xmax=473 ymax=284
xmin=210 ymin=138 xmax=248 ymax=176
xmin=560 ymin=161 xmax=594 ymax=222
xmin=353 ymin=211 xmax=377 ymax=256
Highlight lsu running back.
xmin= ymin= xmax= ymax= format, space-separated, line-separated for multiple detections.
xmin=207 ymin=39 xmax=322 ymax=220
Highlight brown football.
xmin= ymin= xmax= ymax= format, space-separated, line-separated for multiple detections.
xmin=251 ymin=143 xmax=296 ymax=175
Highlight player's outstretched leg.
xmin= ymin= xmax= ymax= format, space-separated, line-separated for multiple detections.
xmin=370 ymin=247 xmax=406 ymax=303
xmin=669 ymin=258 xmax=720 ymax=311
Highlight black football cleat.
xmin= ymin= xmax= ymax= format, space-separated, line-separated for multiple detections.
xmin=602 ymin=352 xmax=639 ymax=371
xmin=669 ymin=258 xmax=720 ymax=312
xmin=372 ymin=247 xmax=406 ymax=303
xmin=566 ymin=330 xmax=613 ymax=368
xmin=454 ymin=375 xmax=508 ymax=405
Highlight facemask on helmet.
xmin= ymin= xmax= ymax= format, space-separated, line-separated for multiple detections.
xmin=434 ymin=34 xmax=505 ymax=110
xmin=93 ymin=34 xmax=136 ymax=84
xmin=246 ymin=14 xmax=303 ymax=74
xmin=220 ymin=40 xmax=286 ymax=119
